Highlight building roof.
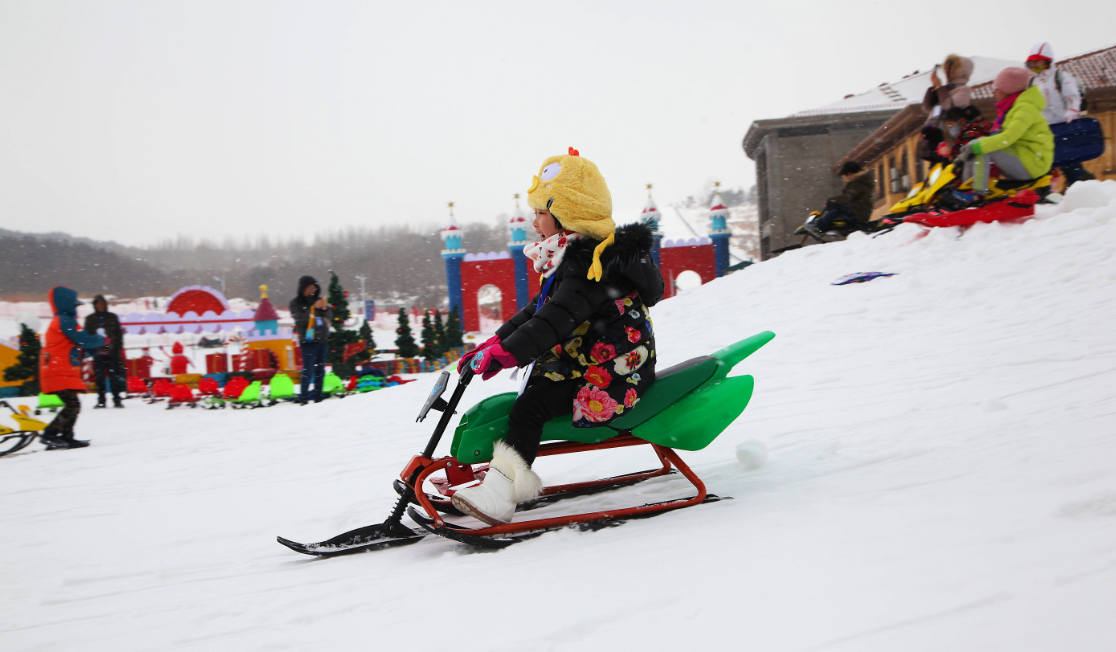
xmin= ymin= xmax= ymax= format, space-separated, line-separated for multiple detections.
xmin=743 ymin=109 xmax=901 ymax=159
xmin=836 ymin=104 xmax=928 ymax=169
xmin=798 ymin=56 xmax=1021 ymax=117
xmin=972 ymin=44 xmax=1116 ymax=99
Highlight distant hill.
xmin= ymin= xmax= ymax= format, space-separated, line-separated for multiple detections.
xmin=0 ymin=233 xmax=174 ymax=300
xmin=0 ymin=221 xmax=510 ymax=307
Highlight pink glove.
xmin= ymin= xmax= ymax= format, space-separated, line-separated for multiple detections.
xmin=469 ymin=343 xmax=518 ymax=381
xmin=459 ymin=335 xmax=500 ymax=373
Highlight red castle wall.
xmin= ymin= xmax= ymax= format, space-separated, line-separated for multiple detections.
xmin=460 ymin=258 xmax=518 ymax=332
xmin=527 ymin=267 xmax=541 ymax=301
xmin=659 ymin=244 xmax=717 ymax=300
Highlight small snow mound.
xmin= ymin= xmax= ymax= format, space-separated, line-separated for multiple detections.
xmin=735 ymin=440 xmax=768 ymax=469
xmin=1060 ymin=180 xmax=1116 ymax=214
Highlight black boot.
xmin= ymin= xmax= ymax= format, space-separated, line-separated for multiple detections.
xmin=95 ymin=395 xmax=107 ymax=409
xmin=63 ymin=432 xmax=90 ymax=448
xmin=113 ymin=396 xmax=125 ymax=408
xmin=40 ymin=428 xmax=79 ymax=450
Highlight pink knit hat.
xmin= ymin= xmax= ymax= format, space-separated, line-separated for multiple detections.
xmin=995 ymin=67 xmax=1032 ymax=95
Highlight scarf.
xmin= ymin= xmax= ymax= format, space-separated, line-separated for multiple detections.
xmin=992 ymin=91 xmax=1021 ymax=132
xmin=523 ymin=230 xmax=580 ymax=279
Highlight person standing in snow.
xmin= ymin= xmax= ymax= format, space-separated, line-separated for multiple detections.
xmin=289 ymin=276 xmax=332 ymax=404
xmin=1025 ymin=42 xmax=1094 ymax=189
xmin=39 ymin=286 xmax=105 ymax=450
xmin=83 ymin=294 xmax=126 ymax=408
xmin=953 ymin=67 xmax=1054 ymax=200
xmin=452 ymin=148 xmax=664 ymax=525
xmin=919 ymin=54 xmax=975 ymax=163
xmin=803 ymin=162 xmax=875 ymax=238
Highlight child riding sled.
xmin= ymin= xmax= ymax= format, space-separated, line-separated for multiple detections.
xmin=453 ymin=148 xmax=665 ymax=525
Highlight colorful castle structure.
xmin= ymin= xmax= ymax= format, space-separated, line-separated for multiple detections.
xmin=120 ymin=286 xmax=257 ymax=334
xmin=245 ymin=285 xmax=296 ymax=370
xmin=443 ymin=189 xmax=734 ymax=332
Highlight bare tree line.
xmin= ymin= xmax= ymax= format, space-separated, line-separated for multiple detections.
xmin=1 ymin=220 xmax=512 ymax=307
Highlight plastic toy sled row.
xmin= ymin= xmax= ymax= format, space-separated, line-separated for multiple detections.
xmin=277 ymin=331 xmax=775 ymax=554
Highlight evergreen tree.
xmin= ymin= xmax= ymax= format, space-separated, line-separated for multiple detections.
xmin=394 ymin=308 xmax=419 ymax=358
xmin=359 ymin=320 xmax=376 ymax=354
xmin=420 ymin=310 xmax=442 ymax=361
xmin=3 ymin=324 xmax=41 ymax=396
xmin=443 ymin=306 xmax=464 ymax=349
xmin=433 ymin=310 xmax=446 ymax=351
xmin=325 ymin=270 xmax=358 ymax=375
xmin=326 ymin=270 xmax=351 ymax=329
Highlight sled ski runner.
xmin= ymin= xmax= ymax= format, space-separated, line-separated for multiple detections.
xmin=277 ymin=331 xmax=774 ymax=556
xmin=392 ymin=467 xmax=682 ymax=516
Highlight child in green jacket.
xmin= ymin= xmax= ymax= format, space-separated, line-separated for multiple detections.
xmin=955 ymin=67 xmax=1054 ymax=198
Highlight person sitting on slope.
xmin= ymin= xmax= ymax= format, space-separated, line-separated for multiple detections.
xmin=452 ymin=148 xmax=664 ymax=525
xmin=938 ymin=105 xmax=992 ymax=161
xmin=802 ymin=161 xmax=876 ymax=239
xmin=953 ymin=67 xmax=1054 ymax=202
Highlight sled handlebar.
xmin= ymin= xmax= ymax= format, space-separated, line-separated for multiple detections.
xmin=419 ymin=367 xmax=473 ymax=460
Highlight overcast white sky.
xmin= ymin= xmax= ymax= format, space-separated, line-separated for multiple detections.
xmin=1 ymin=0 xmax=1113 ymax=247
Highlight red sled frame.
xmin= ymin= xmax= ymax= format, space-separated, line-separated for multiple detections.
xmin=399 ymin=432 xmax=710 ymax=539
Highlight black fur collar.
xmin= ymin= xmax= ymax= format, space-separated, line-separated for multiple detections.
xmin=562 ymin=221 xmax=657 ymax=280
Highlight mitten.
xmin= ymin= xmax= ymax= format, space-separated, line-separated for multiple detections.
xmin=469 ymin=343 xmax=519 ymax=381
xmin=459 ymin=334 xmax=500 ymax=373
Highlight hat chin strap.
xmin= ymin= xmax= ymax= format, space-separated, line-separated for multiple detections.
xmin=587 ymin=232 xmax=616 ymax=282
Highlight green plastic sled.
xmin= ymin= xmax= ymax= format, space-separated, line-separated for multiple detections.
xmin=233 ymin=381 xmax=263 ymax=407
xmin=450 ymin=331 xmax=775 ymax=464
xmin=37 ymin=393 xmax=65 ymax=412
xmin=269 ymin=374 xmax=296 ymax=402
xmin=322 ymin=373 xmax=345 ymax=396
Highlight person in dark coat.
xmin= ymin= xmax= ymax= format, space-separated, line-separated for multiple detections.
xmin=453 ymin=149 xmax=664 ymax=525
xmin=40 ymin=287 xmax=105 ymax=449
xmin=84 ymin=294 xmax=126 ymax=408
xmin=940 ymin=106 xmax=992 ymax=160
xmin=289 ymin=275 xmax=332 ymax=404
xmin=919 ymin=54 xmax=975 ymax=163
xmin=804 ymin=162 xmax=876 ymax=238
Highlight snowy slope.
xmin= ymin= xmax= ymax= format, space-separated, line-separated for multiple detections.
xmin=3 ymin=182 xmax=1116 ymax=651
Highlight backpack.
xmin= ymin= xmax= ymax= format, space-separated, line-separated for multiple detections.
xmin=1055 ymin=69 xmax=1088 ymax=113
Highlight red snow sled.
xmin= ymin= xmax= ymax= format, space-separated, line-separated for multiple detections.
xmin=144 ymin=378 xmax=174 ymax=403
xmin=889 ymin=190 xmax=1039 ymax=229
xmin=126 ymin=377 xmax=149 ymax=398
xmin=167 ymin=384 xmax=197 ymax=409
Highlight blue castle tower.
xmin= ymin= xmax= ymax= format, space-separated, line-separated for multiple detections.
xmin=642 ymin=184 xmax=663 ymax=266
xmin=709 ymin=183 xmax=732 ymax=278
xmin=441 ymin=202 xmax=466 ymax=315
xmin=507 ymin=193 xmax=531 ymax=310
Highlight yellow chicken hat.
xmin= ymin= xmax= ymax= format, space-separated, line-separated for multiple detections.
xmin=526 ymin=147 xmax=615 ymax=282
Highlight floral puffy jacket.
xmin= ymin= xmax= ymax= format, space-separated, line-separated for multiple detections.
xmin=497 ymin=221 xmax=664 ymax=427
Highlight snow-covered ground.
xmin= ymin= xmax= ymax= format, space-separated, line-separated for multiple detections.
xmin=3 ymin=182 xmax=1116 ymax=651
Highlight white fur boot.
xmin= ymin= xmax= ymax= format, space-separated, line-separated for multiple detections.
xmin=451 ymin=441 xmax=542 ymax=525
